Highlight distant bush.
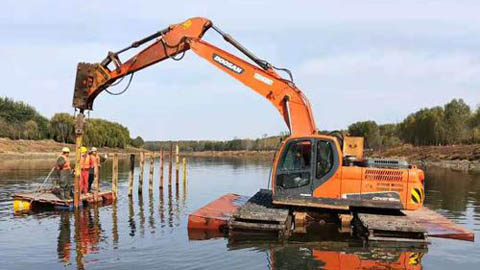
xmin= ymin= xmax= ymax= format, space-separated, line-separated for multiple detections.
xmin=0 ymin=97 xmax=138 ymax=148
xmin=0 ymin=97 xmax=49 ymax=139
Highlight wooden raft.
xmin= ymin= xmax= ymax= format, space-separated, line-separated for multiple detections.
xmin=13 ymin=190 xmax=114 ymax=209
xmin=355 ymin=213 xmax=428 ymax=243
xmin=229 ymin=189 xmax=291 ymax=238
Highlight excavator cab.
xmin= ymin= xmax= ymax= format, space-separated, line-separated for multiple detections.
xmin=272 ymin=135 xmax=425 ymax=211
xmin=274 ymin=137 xmax=339 ymax=198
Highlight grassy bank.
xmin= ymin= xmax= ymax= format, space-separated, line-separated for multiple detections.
xmin=0 ymin=137 xmax=141 ymax=160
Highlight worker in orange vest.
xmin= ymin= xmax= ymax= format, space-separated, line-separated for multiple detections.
xmin=88 ymin=147 xmax=101 ymax=192
xmin=79 ymin=146 xmax=90 ymax=194
xmin=56 ymin=147 xmax=72 ymax=200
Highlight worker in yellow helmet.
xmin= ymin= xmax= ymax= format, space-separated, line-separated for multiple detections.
xmin=79 ymin=146 xmax=90 ymax=194
xmin=55 ymin=147 xmax=72 ymax=200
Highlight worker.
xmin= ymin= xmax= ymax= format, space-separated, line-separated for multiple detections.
xmin=56 ymin=147 xmax=72 ymax=200
xmin=79 ymin=146 xmax=90 ymax=194
xmin=88 ymin=147 xmax=101 ymax=193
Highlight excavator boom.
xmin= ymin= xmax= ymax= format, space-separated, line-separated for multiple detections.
xmin=73 ymin=17 xmax=316 ymax=136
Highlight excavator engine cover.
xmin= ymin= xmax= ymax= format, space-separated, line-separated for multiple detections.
xmin=73 ymin=63 xmax=111 ymax=110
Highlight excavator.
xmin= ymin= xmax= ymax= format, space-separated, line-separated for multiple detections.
xmin=72 ymin=17 xmax=425 ymax=215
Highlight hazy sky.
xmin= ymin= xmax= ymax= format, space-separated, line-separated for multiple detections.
xmin=1 ymin=1 xmax=480 ymax=140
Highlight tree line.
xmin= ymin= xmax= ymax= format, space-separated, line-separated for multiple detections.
xmin=146 ymin=98 xmax=479 ymax=152
xmin=145 ymin=135 xmax=283 ymax=152
xmin=348 ymin=98 xmax=479 ymax=149
xmin=0 ymin=97 xmax=144 ymax=148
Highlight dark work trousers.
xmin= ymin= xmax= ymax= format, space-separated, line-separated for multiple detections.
xmin=88 ymin=168 xmax=94 ymax=192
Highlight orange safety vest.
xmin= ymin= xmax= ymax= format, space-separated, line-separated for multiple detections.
xmin=90 ymin=154 xmax=100 ymax=168
xmin=57 ymin=154 xmax=71 ymax=170
xmin=80 ymin=154 xmax=90 ymax=170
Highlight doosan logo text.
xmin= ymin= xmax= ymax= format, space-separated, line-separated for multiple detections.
xmin=212 ymin=54 xmax=244 ymax=74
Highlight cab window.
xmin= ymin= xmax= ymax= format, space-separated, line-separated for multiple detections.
xmin=280 ymin=140 xmax=312 ymax=171
xmin=276 ymin=140 xmax=312 ymax=189
xmin=316 ymin=140 xmax=334 ymax=179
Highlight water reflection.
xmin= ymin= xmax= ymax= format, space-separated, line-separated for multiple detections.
xmin=128 ymin=196 xmax=136 ymax=237
xmin=148 ymin=191 xmax=156 ymax=233
xmin=111 ymin=200 xmax=119 ymax=249
xmin=56 ymin=207 xmax=104 ymax=269
xmin=267 ymin=245 xmax=426 ymax=270
xmin=2 ymin=158 xmax=480 ymax=270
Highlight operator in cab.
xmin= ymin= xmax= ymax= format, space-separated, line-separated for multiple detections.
xmin=55 ymin=147 xmax=72 ymax=200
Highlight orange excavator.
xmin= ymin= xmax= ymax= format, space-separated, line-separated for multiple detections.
xmin=72 ymin=17 xmax=425 ymax=212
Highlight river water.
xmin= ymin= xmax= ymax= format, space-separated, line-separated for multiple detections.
xmin=0 ymin=157 xmax=479 ymax=269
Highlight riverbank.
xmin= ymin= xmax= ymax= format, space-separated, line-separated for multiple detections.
xmin=183 ymin=150 xmax=275 ymax=160
xmin=0 ymin=138 xmax=142 ymax=170
xmin=3 ymin=138 xmax=480 ymax=173
xmin=372 ymin=144 xmax=480 ymax=173
xmin=185 ymin=144 xmax=480 ymax=173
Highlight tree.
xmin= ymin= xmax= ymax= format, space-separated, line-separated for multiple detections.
xmin=443 ymin=99 xmax=470 ymax=144
xmin=348 ymin=121 xmax=381 ymax=149
xmin=131 ymin=136 xmax=145 ymax=148
xmin=50 ymin=113 xmax=75 ymax=143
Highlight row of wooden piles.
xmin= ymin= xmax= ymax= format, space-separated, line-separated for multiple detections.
xmin=119 ymin=144 xmax=187 ymax=197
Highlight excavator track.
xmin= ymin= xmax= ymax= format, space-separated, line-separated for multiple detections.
xmin=228 ymin=189 xmax=292 ymax=239
xmin=353 ymin=212 xmax=428 ymax=243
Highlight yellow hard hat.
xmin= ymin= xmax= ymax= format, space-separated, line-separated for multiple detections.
xmin=62 ymin=147 xmax=70 ymax=153
xmin=80 ymin=146 xmax=88 ymax=154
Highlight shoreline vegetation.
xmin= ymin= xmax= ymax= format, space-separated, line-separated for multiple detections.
xmin=3 ymin=138 xmax=480 ymax=174
xmin=3 ymin=97 xmax=480 ymax=173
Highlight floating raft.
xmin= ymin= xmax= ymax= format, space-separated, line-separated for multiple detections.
xmin=188 ymin=193 xmax=248 ymax=231
xmin=12 ymin=190 xmax=114 ymax=210
xmin=403 ymin=207 xmax=474 ymax=241
xmin=188 ymin=190 xmax=475 ymax=242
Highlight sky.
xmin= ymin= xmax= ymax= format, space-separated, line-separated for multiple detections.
xmin=1 ymin=0 xmax=480 ymax=140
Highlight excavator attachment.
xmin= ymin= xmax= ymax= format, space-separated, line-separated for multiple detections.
xmin=73 ymin=63 xmax=111 ymax=110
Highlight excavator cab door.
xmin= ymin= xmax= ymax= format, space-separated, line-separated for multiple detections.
xmin=275 ymin=139 xmax=314 ymax=197
xmin=312 ymin=138 xmax=340 ymax=190
xmin=275 ymin=137 xmax=339 ymax=198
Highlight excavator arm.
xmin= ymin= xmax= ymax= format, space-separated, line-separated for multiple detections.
xmin=73 ymin=17 xmax=316 ymax=136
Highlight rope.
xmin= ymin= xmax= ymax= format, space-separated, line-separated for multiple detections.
xmin=35 ymin=167 xmax=56 ymax=192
